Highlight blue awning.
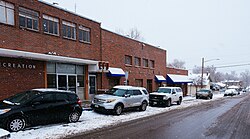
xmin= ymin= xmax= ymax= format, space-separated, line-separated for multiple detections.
xmin=107 ymin=67 xmax=125 ymax=77
xmin=167 ymin=74 xmax=193 ymax=84
xmin=155 ymin=75 xmax=166 ymax=83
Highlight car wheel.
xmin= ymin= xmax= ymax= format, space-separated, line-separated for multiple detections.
xmin=165 ymin=99 xmax=171 ymax=107
xmin=177 ymin=97 xmax=182 ymax=105
xmin=210 ymin=96 xmax=213 ymax=99
xmin=114 ymin=104 xmax=123 ymax=115
xmin=139 ymin=101 xmax=147 ymax=111
xmin=196 ymin=96 xmax=199 ymax=99
xmin=68 ymin=111 xmax=81 ymax=123
xmin=7 ymin=117 xmax=26 ymax=132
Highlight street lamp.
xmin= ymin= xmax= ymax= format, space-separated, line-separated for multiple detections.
xmin=201 ymin=58 xmax=220 ymax=88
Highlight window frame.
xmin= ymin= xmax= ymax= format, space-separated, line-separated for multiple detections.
xmin=125 ymin=55 xmax=132 ymax=65
xmin=143 ymin=58 xmax=149 ymax=68
xmin=0 ymin=1 xmax=15 ymax=26
xmin=149 ymin=60 xmax=155 ymax=69
xmin=79 ymin=25 xmax=91 ymax=43
xmin=42 ymin=14 xmax=59 ymax=36
xmin=134 ymin=57 xmax=141 ymax=67
xmin=19 ymin=7 xmax=39 ymax=31
xmin=135 ymin=79 xmax=143 ymax=87
xmin=62 ymin=20 xmax=76 ymax=40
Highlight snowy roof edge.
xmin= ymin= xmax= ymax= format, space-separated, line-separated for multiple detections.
xmin=38 ymin=0 xmax=101 ymax=24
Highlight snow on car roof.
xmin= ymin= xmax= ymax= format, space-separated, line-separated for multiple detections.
xmin=228 ymin=86 xmax=239 ymax=89
xmin=158 ymin=87 xmax=181 ymax=89
xmin=32 ymin=88 xmax=72 ymax=93
xmin=113 ymin=85 xmax=146 ymax=90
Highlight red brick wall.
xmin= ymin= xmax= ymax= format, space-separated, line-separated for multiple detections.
xmin=0 ymin=0 xmax=101 ymax=61
xmin=0 ymin=57 xmax=45 ymax=100
xmin=166 ymin=67 xmax=188 ymax=75
xmin=101 ymin=29 xmax=167 ymax=91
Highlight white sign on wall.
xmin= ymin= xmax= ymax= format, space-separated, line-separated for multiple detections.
xmin=0 ymin=62 xmax=36 ymax=69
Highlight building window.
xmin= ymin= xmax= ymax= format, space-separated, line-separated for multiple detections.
xmin=62 ymin=21 xmax=76 ymax=40
xmin=19 ymin=7 xmax=39 ymax=31
xmin=43 ymin=15 xmax=59 ymax=35
xmin=143 ymin=59 xmax=148 ymax=67
xmin=125 ymin=55 xmax=132 ymax=65
xmin=0 ymin=1 xmax=14 ymax=25
xmin=149 ymin=60 xmax=155 ymax=68
xmin=46 ymin=62 xmax=85 ymax=89
xmin=134 ymin=57 xmax=141 ymax=67
xmin=79 ymin=25 xmax=90 ymax=43
xmin=135 ymin=79 xmax=143 ymax=87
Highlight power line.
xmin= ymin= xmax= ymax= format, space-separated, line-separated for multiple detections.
xmin=215 ymin=63 xmax=250 ymax=68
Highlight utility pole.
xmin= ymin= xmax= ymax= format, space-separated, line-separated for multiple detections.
xmin=201 ymin=58 xmax=204 ymax=88
xmin=201 ymin=58 xmax=219 ymax=89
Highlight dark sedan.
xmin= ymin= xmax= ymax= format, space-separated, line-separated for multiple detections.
xmin=196 ymin=89 xmax=213 ymax=99
xmin=0 ymin=89 xmax=82 ymax=132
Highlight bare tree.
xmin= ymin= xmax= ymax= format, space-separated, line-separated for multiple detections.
xmin=192 ymin=65 xmax=201 ymax=74
xmin=240 ymin=70 xmax=250 ymax=87
xmin=223 ymin=71 xmax=238 ymax=81
xmin=192 ymin=65 xmax=216 ymax=74
xmin=192 ymin=65 xmax=225 ymax=82
xmin=115 ymin=27 xmax=144 ymax=41
xmin=127 ymin=28 xmax=143 ymax=40
xmin=214 ymin=72 xmax=225 ymax=82
xmin=115 ymin=28 xmax=125 ymax=36
xmin=168 ymin=59 xmax=186 ymax=69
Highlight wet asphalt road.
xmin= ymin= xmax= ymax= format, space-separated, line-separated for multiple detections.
xmin=69 ymin=94 xmax=250 ymax=139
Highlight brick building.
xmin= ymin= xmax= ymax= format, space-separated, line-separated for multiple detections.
xmin=100 ymin=29 xmax=167 ymax=93
xmin=166 ymin=67 xmax=192 ymax=96
xmin=0 ymin=0 xmax=101 ymax=101
xmin=0 ymin=0 xmax=185 ymax=101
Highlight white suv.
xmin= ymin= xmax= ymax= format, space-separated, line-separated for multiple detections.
xmin=149 ymin=87 xmax=183 ymax=107
xmin=91 ymin=85 xmax=149 ymax=115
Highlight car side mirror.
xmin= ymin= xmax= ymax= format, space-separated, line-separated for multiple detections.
xmin=124 ymin=94 xmax=131 ymax=98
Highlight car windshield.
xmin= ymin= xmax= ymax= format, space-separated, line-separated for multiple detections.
xmin=4 ymin=90 xmax=41 ymax=105
xmin=157 ymin=88 xmax=171 ymax=93
xmin=198 ymin=89 xmax=209 ymax=93
xmin=106 ymin=88 xmax=127 ymax=97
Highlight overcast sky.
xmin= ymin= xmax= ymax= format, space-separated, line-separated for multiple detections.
xmin=43 ymin=0 xmax=250 ymax=74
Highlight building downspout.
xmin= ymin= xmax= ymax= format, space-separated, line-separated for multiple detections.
xmin=100 ymin=27 xmax=103 ymax=89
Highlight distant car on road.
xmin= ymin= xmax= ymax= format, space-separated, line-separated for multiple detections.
xmin=196 ymin=89 xmax=213 ymax=99
xmin=0 ymin=89 xmax=82 ymax=132
xmin=91 ymin=86 xmax=149 ymax=115
xmin=149 ymin=87 xmax=183 ymax=107
xmin=224 ymin=89 xmax=238 ymax=96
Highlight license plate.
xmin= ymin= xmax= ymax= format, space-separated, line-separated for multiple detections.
xmin=153 ymin=102 xmax=157 ymax=105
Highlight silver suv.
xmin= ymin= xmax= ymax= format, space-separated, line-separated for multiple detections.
xmin=91 ymin=85 xmax=149 ymax=115
xmin=149 ymin=87 xmax=183 ymax=107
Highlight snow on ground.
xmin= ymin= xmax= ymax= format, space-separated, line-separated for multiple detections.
xmin=9 ymin=94 xmax=226 ymax=139
xmin=0 ymin=128 xmax=10 ymax=138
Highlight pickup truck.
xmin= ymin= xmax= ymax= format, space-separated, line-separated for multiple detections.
xmin=149 ymin=87 xmax=183 ymax=107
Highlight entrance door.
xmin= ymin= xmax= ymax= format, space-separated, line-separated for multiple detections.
xmin=147 ymin=79 xmax=153 ymax=93
xmin=57 ymin=75 xmax=77 ymax=93
xmin=89 ymin=75 xmax=96 ymax=100
xmin=68 ymin=75 xmax=76 ymax=92
xmin=58 ymin=75 xmax=67 ymax=90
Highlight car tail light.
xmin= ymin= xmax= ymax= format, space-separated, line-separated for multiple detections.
xmin=77 ymin=98 xmax=82 ymax=106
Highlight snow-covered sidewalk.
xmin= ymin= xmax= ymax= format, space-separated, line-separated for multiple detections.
xmin=10 ymin=94 xmax=224 ymax=139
